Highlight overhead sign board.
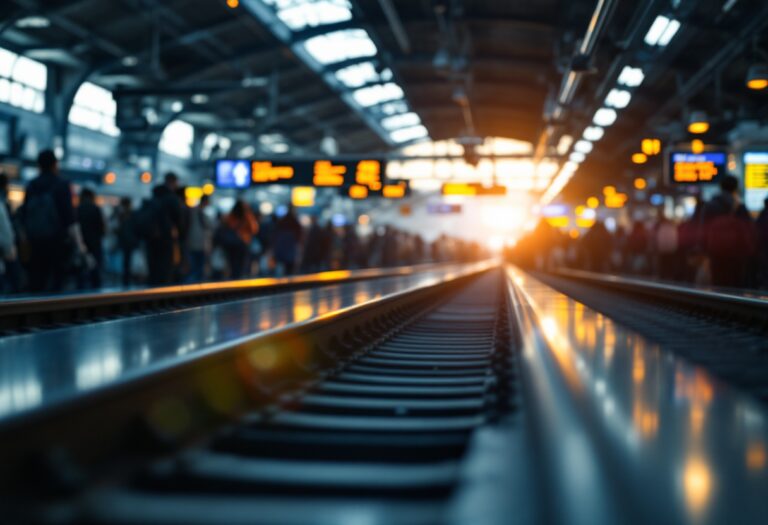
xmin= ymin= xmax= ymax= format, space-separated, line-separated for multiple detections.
xmin=215 ymin=159 xmax=388 ymax=189
xmin=339 ymin=180 xmax=410 ymax=200
xmin=744 ymin=151 xmax=768 ymax=211
xmin=668 ymin=151 xmax=727 ymax=184
xmin=428 ymin=203 xmax=462 ymax=214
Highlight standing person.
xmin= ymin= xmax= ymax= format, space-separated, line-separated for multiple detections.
xmin=0 ymin=174 xmax=20 ymax=293
xmin=343 ymin=224 xmax=361 ymax=269
xmin=626 ymin=221 xmax=649 ymax=274
xmin=705 ymin=175 xmax=755 ymax=288
xmin=115 ymin=198 xmax=138 ymax=287
xmin=301 ymin=217 xmax=326 ymax=273
xmin=273 ymin=205 xmax=303 ymax=276
xmin=756 ymin=197 xmax=768 ymax=288
xmin=187 ymin=194 xmax=213 ymax=282
xmin=581 ymin=220 xmax=612 ymax=272
xmin=655 ymin=217 xmax=679 ymax=281
xmin=223 ymin=200 xmax=258 ymax=279
xmin=21 ymin=150 xmax=87 ymax=292
xmin=174 ymin=186 xmax=191 ymax=282
xmin=137 ymin=186 xmax=175 ymax=286
xmin=77 ymin=188 xmax=106 ymax=289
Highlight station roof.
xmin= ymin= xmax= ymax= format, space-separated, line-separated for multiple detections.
xmin=1 ymin=0 xmax=767 ymax=199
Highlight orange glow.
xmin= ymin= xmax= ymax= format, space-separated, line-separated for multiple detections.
xmin=442 ymin=183 xmax=477 ymax=196
xmin=382 ymin=183 xmax=406 ymax=198
xmin=688 ymin=121 xmax=710 ymax=134
xmin=315 ymin=270 xmax=352 ymax=281
xmin=603 ymin=185 xmax=616 ymax=196
xmin=355 ymin=160 xmax=382 ymax=188
xmin=747 ymin=78 xmax=768 ymax=90
xmin=291 ymin=186 xmax=315 ymax=207
xmin=252 ymin=161 xmax=294 ymax=183
xmin=185 ymin=186 xmax=204 ymax=207
xmin=641 ymin=138 xmax=661 ymax=156
xmin=632 ymin=153 xmax=648 ymax=164
xmin=104 ymin=172 xmax=116 ymax=185
xmin=358 ymin=214 xmax=370 ymax=225
xmin=569 ymin=229 xmax=580 ymax=239
xmin=545 ymin=216 xmax=569 ymax=228
xmin=576 ymin=218 xmax=595 ymax=228
xmin=674 ymin=160 xmax=719 ymax=183
xmin=747 ymin=442 xmax=767 ymax=470
xmin=348 ymin=185 xmax=368 ymax=199
xmin=634 ymin=178 xmax=647 ymax=190
xmin=313 ymin=160 xmax=347 ymax=186
xmin=226 ymin=0 xmax=239 ymax=8
xmin=682 ymin=455 xmax=713 ymax=516
xmin=605 ymin=193 xmax=628 ymax=209
xmin=140 ymin=171 xmax=152 ymax=184
xmin=691 ymin=139 xmax=705 ymax=154
xmin=586 ymin=197 xmax=599 ymax=209
xmin=203 ymin=183 xmax=215 ymax=195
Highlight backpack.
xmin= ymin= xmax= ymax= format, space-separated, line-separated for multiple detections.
xmin=24 ymin=189 xmax=61 ymax=240
xmin=706 ymin=214 xmax=756 ymax=258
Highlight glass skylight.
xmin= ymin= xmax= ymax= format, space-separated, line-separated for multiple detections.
xmin=353 ymin=83 xmax=403 ymax=107
xmin=304 ymin=29 xmax=377 ymax=65
xmin=381 ymin=112 xmax=420 ymax=130
xmin=69 ymin=82 xmax=120 ymax=137
xmin=0 ymin=46 xmax=46 ymax=113
xmin=390 ymin=125 xmax=428 ymax=143
xmin=335 ymin=62 xmax=379 ymax=88
xmin=263 ymin=0 xmax=352 ymax=31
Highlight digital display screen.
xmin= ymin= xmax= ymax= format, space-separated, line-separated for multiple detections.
xmin=668 ymin=152 xmax=727 ymax=184
xmin=215 ymin=159 xmax=388 ymax=188
xmin=215 ymin=160 xmax=252 ymax=189
xmin=744 ymin=152 xmax=768 ymax=211
xmin=338 ymin=180 xmax=410 ymax=199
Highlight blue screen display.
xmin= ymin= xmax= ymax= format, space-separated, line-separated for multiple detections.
xmin=215 ymin=160 xmax=251 ymax=189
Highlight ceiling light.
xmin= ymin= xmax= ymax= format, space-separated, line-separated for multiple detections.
xmin=593 ymin=108 xmax=617 ymax=127
xmin=574 ymin=140 xmax=593 ymax=154
xmin=632 ymin=153 xmax=648 ymax=164
xmin=583 ymin=126 xmax=604 ymax=141
xmin=353 ymin=83 xmax=403 ymax=107
xmin=556 ymin=135 xmax=573 ymax=155
xmin=688 ymin=111 xmax=709 ymax=134
xmin=390 ymin=125 xmax=428 ymax=143
xmin=171 ymin=101 xmax=184 ymax=113
xmin=15 ymin=16 xmax=50 ymax=28
xmin=617 ymin=66 xmax=645 ymax=87
xmin=644 ymin=16 xmax=681 ymax=47
xmin=691 ymin=139 xmax=705 ymax=154
xmin=570 ymin=152 xmax=586 ymax=163
xmin=381 ymin=112 xmax=421 ymax=130
xmin=122 ymin=56 xmax=139 ymax=67
xmin=641 ymin=138 xmax=661 ymax=156
xmin=634 ymin=178 xmax=647 ymax=190
xmin=304 ymin=29 xmax=377 ymax=65
xmin=605 ymin=88 xmax=632 ymax=109
xmin=746 ymin=64 xmax=768 ymax=90
xmin=191 ymin=94 xmax=209 ymax=104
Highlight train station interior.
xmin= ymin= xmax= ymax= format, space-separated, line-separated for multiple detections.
xmin=0 ymin=0 xmax=767 ymax=523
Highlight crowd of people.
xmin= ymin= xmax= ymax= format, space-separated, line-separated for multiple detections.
xmin=0 ymin=150 xmax=481 ymax=294
xmin=511 ymin=175 xmax=768 ymax=289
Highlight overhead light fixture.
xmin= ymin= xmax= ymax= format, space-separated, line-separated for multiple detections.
xmin=583 ymin=126 xmax=604 ymax=141
xmin=122 ymin=56 xmax=139 ymax=67
xmin=688 ymin=111 xmax=709 ymax=134
xmin=746 ymin=64 xmax=768 ymax=90
xmin=587 ymin=197 xmax=600 ymax=209
xmin=691 ymin=139 xmax=705 ymax=154
xmin=570 ymin=152 xmax=586 ymax=163
xmin=593 ymin=108 xmax=617 ymax=127
xmin=617 ymin=66 xmax=645 ymax=87
xmin=632 ymin=153 xmax=648 ymax=164
xmin=191 ymin=94 xmax=209 ymax=104
xmin=634 ymin=178 xmax=647 ymax=190
xmin=171 ymin=101 xmax=184 ymax=113
xmin=605 ymin=89 xmax=632 ymax=109
xmin=556 ymin=135 xmax=573 ymax=155
xmin=644 ymin=15 xmax=681 ymax=47
xmin=574 ymin=140 xmax=593 ymax=154
xmin=226 ymin=0 xmax=240 ymax=8
xmin=15 ymin=16 xmax=50 ymax=28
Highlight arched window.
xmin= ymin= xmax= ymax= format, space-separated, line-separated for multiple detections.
xmin=160 ymin=120 xmax=194 ymax=159
xmin=0 ymin=47 xmax=46 ymax=113
xmin=68 ymin=82 xmax=120 ymax=137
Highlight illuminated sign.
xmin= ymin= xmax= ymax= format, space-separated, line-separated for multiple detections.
xmin=441 ymin=183 xmax=508 ymax=196
xmin=291 ymin=186 xmax=316 ymax=207
xmin=215 ymin=159 xmax=387 ymax=188
xmin=348 ymin=185 xmax=369 ymax=199
xmin=382 ymin=182 xmax=408 ymax=199
xmin=668 ymin=151 xmax=726 ymax=184
xmin=215 ymin=160 xmax=251 ymax=189
xmin=338 ymin=180 xmax=410 ymax=200
xmin=744 ymin=151 xmax=768 ymax=211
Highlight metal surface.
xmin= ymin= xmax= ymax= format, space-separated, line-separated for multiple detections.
xmin=0 ymin=264 xmax=485 ymax=426
xmin=508 ymin=266 xmax=768 ymax=524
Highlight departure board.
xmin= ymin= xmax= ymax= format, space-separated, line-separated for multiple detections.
xmin=668 ymin=152 xmax=726 ymax=184
xmin=215 ymin=159 xmax=388 ymax=189
xmin=744 ymin=152 xmax=768 ymax=211
xmin=338 ymin=180 xmax=410 ymax=199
